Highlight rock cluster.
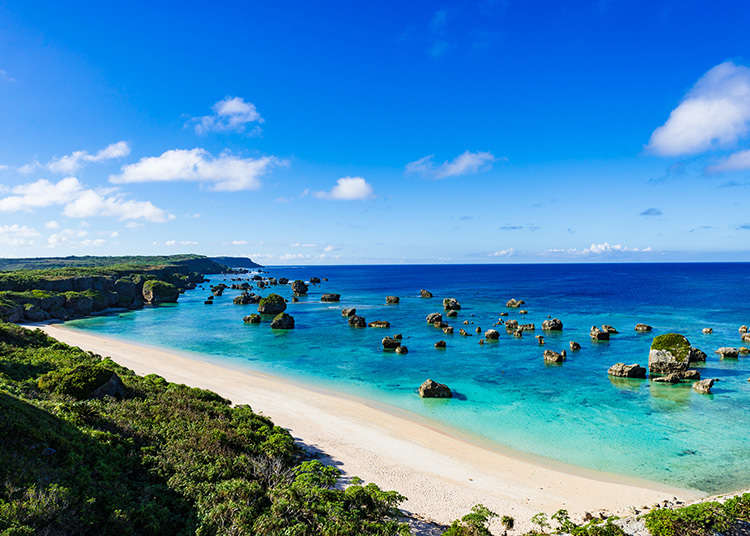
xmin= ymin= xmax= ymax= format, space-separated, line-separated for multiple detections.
xmin=541 ymin=318 xmax=563 ymax=331
xmin=648 ymin=333 xmax=691 ymax=375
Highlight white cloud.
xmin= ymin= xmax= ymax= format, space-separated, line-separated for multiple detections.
xmin=45 ymin=220 xmax=60 ymax=229
xmin=231 ymin=240 xmax=248 ymax=245
xmin=165 ymin=240 xmax=198 ymax=246
xmin=110 ymin=148 xmax=284 ymax=191
xmin=291 ymin=242 xmax=317 ymax=248
xmin=0 ymin=224 xmax=39 ymax=246
xmin=0 ymin=177 xmax=172 ymax=223
xmin=406 ymin=150 xmax=497 ymax=178
xmin=315 ymin=176 xmax=374 ymax=200
xmin=648 ymin=62 xmax=750 ymax=156
xmin=191 ymin=97 xmax=263 ymax=134
xmin=323 ymin=244 xmax=335 ymax=252
xmin=707 ymin=149 xmax=750 ymax=172
xmin=47 ymin=228 xmax=88 ymax=247
xmin=490 ymin=248 xmax=514 ymax=257
xmin=47 ymin=141 xmax=131 ymax=173
xmin=580 ymin=242 xmax=652 ymax=255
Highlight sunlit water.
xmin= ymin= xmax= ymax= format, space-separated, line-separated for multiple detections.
xmin=66 ymin=263 xmax=750 ymax=493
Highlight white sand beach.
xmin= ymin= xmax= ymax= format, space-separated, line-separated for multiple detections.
xmin=34 ymin=323 xmax=703 ymax=532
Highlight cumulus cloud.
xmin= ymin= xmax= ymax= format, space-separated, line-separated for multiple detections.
xmin=47 ymin=141 xmax=131 ymax=174
xmin=110 ymin=148 xmax=284 ymax=191
xmin=165 ymin=240 xmax=198 ymax=246
xmin=490 ymin=248 xmax=514 ymax=257
xmin=406 ymin=150 xmax=497 ymax=178
xmin=45 ymin=220 xmax=60 ymax=229
xmin=191 ymin=97 xmax=263 ymax=134
xmin=0 ymin=224 xmax=39 ymax=246
xmin=0 ymin=177 xmax=172 ymax=222
xmin=707 ymin=149 xmax=750 ymax=172
xmin=582 ymin=242 xmax=652 ymax=255
xmin=315 ymin=176 xmax=374 ymax=200
xmin=640 ymin=208 xmax=663 ymax=216
xmin=648 ymin=62 xmax=750 ymax=156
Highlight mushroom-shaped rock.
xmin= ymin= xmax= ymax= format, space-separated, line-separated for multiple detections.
xmin=702 ymin=328 xmax=713 ymax=334
xmin=434 ymin=340 xmax=447 ymax=349
xmin=291 ymin=279 xmax=308 ymax=296
xmin=608 ymin=363 xmax=646 ymax=378
xmin=426 ymin=312 xmax=443 ymax=324
xmin=382 ymin=337 xmax=401 ymax=350
xmin=420 ymin=289 xmax=433 ymax=298
xmin=543 ymin=349 xmax=566 ymax=364
xmin=348 ymin=315 xmax=366 ymax=328
xmin=569 ymin=341 xmax=581 ymax=351
xmin=485 ymin=329 xmax=500 ymax=340
xmin=649 ymin=333 xmax=691 ymax=375
xmin=446 ymin=309 xmax=458 ymax=318
xmin=270 ymin=313 xmax=295 ymax=329
xmin=395 ymin=345 xmax=408 ymax=354
xmin=715 ymin=347 xmax=739 ymax=359
xmin=590 ymin=326 xmax=610 ymax=341
xmin=601 ymin=324 xmax=618 ymax=334
xmin=635 ymin=323 xmax=653 ymax=332
xmin=386 ymin=296 xmax=400 ymax=304
xmin=320 ymin=293 xmax=341 ymax=302
xmin=418 ymin=379 xmax=452 ymax=398
xmin=258 ymin=294 xmax=287 ymax=315
xmin=442 ymin=297 xmax=461 ymax=311
xmin=341 ymin=307 xmax=357 ymax=318
xmin=692 ymin=378 xmax=715 ymax=394
xmin=368 ymin=320 xmax=390 ymax=328
xmin=243 ymin=313 xmax=261 ymax=324
xmin=542 ymin=318 xmax=563 ymax=331
xmin=506 ymin=298 xmax=524 ymax=308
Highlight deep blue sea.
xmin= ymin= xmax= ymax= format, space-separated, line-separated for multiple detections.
xmin=66 ymin=263 xmax=750 ymax=493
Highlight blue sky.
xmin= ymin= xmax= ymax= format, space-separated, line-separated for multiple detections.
xmin=1 ymin=0 xmax=750 ymax=264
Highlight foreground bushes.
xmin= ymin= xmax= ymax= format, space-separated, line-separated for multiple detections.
xmin=644 ymin=493 xmax=750 ymax=536
xmin=0 ymin=322 xmax=408 ymax=535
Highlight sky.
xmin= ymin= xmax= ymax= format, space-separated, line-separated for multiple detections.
xmin=1 ymin=0 xmax=750 ymax=264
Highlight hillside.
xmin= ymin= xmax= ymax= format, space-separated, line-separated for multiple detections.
xmin=209 ymin=256 xmax=262 ymax=269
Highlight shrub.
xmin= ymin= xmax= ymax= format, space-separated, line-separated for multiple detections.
xmin=443 ymin=504 xmax=497 ymax=536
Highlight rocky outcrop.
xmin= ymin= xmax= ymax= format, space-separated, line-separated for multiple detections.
xmin=320 ymin=293 xmax=341 ymax=302
xmin=442 ymin=297 xmax=461 ymax=311
xmin=740 ymin=325 xmax=748 ymax=334
xmin=310 ymin=277 xmax=321 ymax=284
xmin=348 ymin=315 xmax=366 ymax=328
xmin=243 ymin=313 xmax=261 ymax=324
xmin=341 ymin=307 xmax=356 ymax=318
xmin=542 ymin=318 xmax=563 ymax=331
xmin=484 ymin=329 xmax=499 ymax=340
xmin=689 ymin=347 xmax=707 ymax=363
xmin=506 ymin=298 xmax=524 ymax=308
xmin=446 ymin=309 xmax=458 ymax=318
xmin=270 ymin=312 xmax=294 ymax=329
xmin=426 ymin=312 xmax=442 ymax=324
xmin=692 ymin=378 xmax=715 ymax=394
xmin=382 ymin=337 xmax=401 ymax=350
xmin=715 ymin=347 xmax=739 ymax=359
xmin=291 ymin=280 xmax=308 ymax=296
xmin=649 ymin=333 xmax=691 ymax=375
xmin=569 ymin=341 xmax=581 ymax=351
xmin=368 ymin=320 xmax=390 ymax=328
xmin=653 ymin=372 xmax=683 ymax=384
xmin=543 ymin=349 xmax=566 ymax=364
xmin=233 ymin=292 xmax=260 ymax=305
xmin=635 ymin=323 xmax=653 ymax=332
xmin=418 ymin=379 xmax=451 ymax=398
xmin=419 ymin=289 xmax=433 ymax=298
xmin=91 ymin=372 xmax=126 ymax=399
xmin=257 ymin=294 xmax=287 ymax=314
xmin=590 ymin=326 xmax=609 ymax=341
xmin=601 ymin=324 xmax=618 ymax=334
xmin=278 ymin=277 xmax=289 ymax=285
xmin=386 ymin=296 xmax=399 ymax=304
xmin=443 ymin=326 xmax=454 ymax=334
xmin=702 ymin=328 xmax=713 ymax=334
xmin=608 ymin=363 xmax=646 ymax=378
xmin=434 ymin=340 xmax=446 ymax=349
xmin=142 ymin=280 xmax=179 ymax=304
xmin=395 ymin=345 xmax=408 ymax=354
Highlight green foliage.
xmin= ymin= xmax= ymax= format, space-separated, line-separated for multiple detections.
xmin=650 ymin=333 xmax=691 ymax=362
xmin=644 ymin=493 xmax=750 ymax=536
xmin=0 ymin=321 xmax=407 ymax=535
xmin=442 ymin=504 xmax=498 ymax=536
xmin=501 ymin=515 xmax=515 ymax=530
xmin=520 ymin=510 xmax=625 ymax=536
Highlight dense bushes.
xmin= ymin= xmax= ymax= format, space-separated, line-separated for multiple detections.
xmin=644 ymin=493 xmax=750 ymax=536
xmin=0 ymin=322 xmax=408 ymax=535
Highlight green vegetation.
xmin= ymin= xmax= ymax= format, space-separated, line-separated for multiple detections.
xmin=522 ymin=510 xmax=625 ymax=536
xmin=257 ymin=293 xmax=286 ymax=314
xmin=443 ymin=504 xmax=497 ymax=535
xmin=0 ymin=321 xmax=409 ymax=535
xmin=0 ymin=254 xmax=224 ymax=272
xmin=650 ymin=333 xmax=691 ymax=362
xmin=142 ymin=280 xmax=179 ymax=304
xmin=644 ymin=493 xmax=750 ymax=536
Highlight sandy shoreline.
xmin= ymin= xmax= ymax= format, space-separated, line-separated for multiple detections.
xmin=32 ymin=323 xmax=703 ymax=531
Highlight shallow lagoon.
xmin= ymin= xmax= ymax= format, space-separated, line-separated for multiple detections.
xmin=67 ymin=263 xmax=750 ymax=493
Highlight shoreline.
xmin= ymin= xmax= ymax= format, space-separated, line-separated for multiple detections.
xmin=32 ymin=322 xmax=704 ymax=531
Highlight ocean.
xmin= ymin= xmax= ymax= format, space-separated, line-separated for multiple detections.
xmin=65 ymin=263 xmax=750 ymax=493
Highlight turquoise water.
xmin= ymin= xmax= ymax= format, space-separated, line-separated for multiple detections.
xmin=66 ymin=264 xmax=750 ymax=493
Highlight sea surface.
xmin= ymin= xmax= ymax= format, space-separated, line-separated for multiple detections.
xmin=66 ymin=263 xmax=750 ymax=493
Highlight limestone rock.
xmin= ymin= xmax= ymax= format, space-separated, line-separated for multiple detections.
xmin=543 ymin=349 xmax=566 ymax=364
xmin=649 ymin=334 xmax=691 ymax=375
xmin=270 ymin=312 xmax=294 ymax=329
xmin=243 ymin=313 xmax=261 ymax=324
xmin=320 ymin=293 xmax=341 ymax=302
xmin=434 ymin=340 xmax=447 ymax=349
xmin=382 ymin=337 xmax=401 ymax=350
xmin=348 ymin=315 xmax=366 ymax=328
xmin=506 ymin=298 xmax=524 ymax=308
xmin=590 ymin=326 xmax=610 ymax=341
xmin=341 ymin=307 xmax=356 ymax=318
xmin=420 ymin=289 xmax=433 ymax=298
xmin=484 ymin=329 xmax=499 ymax=340
xmin=386 ymin=296 xmax=400 ymax=304
xmin=608 ymin=363 xmax=646 ymax=378
xmin=257 ymin=294 xmax=287 ymax=315
xmin=570 ymin=341 xmax=581 ymax=351
xmin=715 ymin=347 xmax=739 ymax=359
xmin=692 ymin=378 xmax=715 ymax=394
xmin=542 ymin=318 xmax=563 ymax=331
xmin=442 ymin=297 xmax=461 ymax=311
xmin=368 ymin=320 xmax=390 ymax=328
xmin=635 ymin=323 xmax=652 ymax=332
